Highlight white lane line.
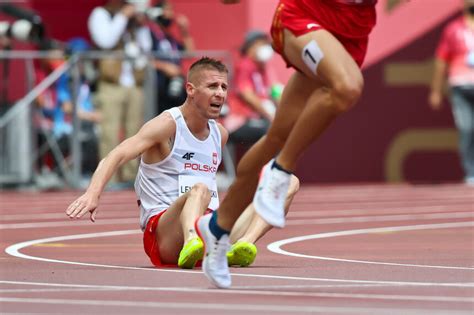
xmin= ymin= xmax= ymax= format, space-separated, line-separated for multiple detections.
xmin=3 ymin=212 xmax=473 ymax=230
xmin=0 ymin=280 xmax=391 ymax=291
xmin=2 ymin=279 xmax=473 ymax=292
xmin=1 ymin=204 xmax=469 ymax=220
xmin=1 ymin=212 xmax=132 ymax=221
xmin=268 ymin=221 xmax=474 ymax=270
xmin=0 ymin=280 xmax=400 ymax=295
xmin=0 ymin=281 xmax=473 ymax=304
xmin=288 ymin=207 xmax=474 ymax=218
xmin=3 ymin=297 xmax=463 ymax=315
xmin=4 ymin=231 xmax=474 ymax=288
xmin=0 ymin=288 xmax=114 ymax=293
xmin=0 ymin=218 xmax=136 ymax=229
xmin=287 ymin=212 xmax=474 ymax=225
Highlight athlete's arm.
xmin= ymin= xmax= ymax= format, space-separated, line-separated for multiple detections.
xmin=217 ymin=122 xmax=229 ymax=148
xmin=429 ymin=58 xmax=448 ymax=111
xmin=239 ymin=88 xmax=274 ymax=121
xmin=66 ymin=113 xmax=176 ymax=222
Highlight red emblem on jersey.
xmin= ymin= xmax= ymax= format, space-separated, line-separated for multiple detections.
xmin=212 ymin=152 xmax=218 ymax=165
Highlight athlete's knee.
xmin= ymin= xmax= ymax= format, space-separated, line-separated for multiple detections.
xmin=190 ymin=183 xmax=211 ymax=204
xmin=331 ymin=75 xmax=364 ymax=113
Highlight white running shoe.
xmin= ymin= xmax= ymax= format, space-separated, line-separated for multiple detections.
xmin=195 ymin=213 xmax=231 ymax=289
xmin=253 ymin=159 xmax=291 ymax=228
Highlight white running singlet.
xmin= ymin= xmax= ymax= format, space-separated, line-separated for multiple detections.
xmin=135 ymin=107 xmax=222 ymax=231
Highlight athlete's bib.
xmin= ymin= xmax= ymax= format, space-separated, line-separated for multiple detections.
xmin=178 ymin=175 xmax=219 ymax=210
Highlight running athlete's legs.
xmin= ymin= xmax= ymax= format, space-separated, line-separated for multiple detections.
xmin=210 ymin=27 xmax=363 ymax=242
xmin=251 ymin=29 xmax=364 ymax=227
xmin=229 ymin=175 xmax=299 ymax=243
xmin=276 ymin=29 xmax=364 ymax=171
xmin=217 ymin=73 xmax=319 ymax=230
xmin=157 ymin=183 xmax=211 ymax=264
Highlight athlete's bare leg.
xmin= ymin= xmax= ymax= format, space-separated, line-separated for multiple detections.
xmin=157 ymin=183 xmax=211 ymax=264
xmin=276 ymin=29 xmax=364 ymax=171
xmin=217 ymin=73 xmax=318 ymax=230
xmin=217 ymin=29 xmax=363 ymax=230
xmin=229 ymin=175 xmax=299 ymax=244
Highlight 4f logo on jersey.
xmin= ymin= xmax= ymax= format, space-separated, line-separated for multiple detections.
xmin=182 ymin=152 xmax=195 ymax=160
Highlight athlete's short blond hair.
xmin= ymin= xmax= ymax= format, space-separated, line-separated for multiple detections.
xmin=187 ymin=57 xmax=228 ymax=84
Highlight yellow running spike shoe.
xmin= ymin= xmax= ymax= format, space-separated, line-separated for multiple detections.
xmin=227 ymin=241 xmax=257 ymax=267
xmin=178 ymin=237 xmax=204 ymax=269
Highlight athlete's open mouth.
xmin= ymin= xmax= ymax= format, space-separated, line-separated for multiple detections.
xmin=210 ymin=103 xmax=221 ymax=108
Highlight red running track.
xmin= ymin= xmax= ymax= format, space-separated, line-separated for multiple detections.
xmin=1 ymin=183 xmax=473 ymax=314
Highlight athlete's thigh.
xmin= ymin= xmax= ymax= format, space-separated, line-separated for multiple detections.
xmin=282 ymin=29 xmax=363 ymax=89
xmin=266 ymin=71 xmax=322 ymax=144
xmin=156 ymin=194 xmax=188 ymax=256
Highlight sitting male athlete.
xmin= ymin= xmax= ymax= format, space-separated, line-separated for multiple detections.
xmin=66 ymin=57 xmax=299 ymax=269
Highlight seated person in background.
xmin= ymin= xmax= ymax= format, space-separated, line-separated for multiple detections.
xmin=223 ymin=30 xmax=283 ymax=145
xmin=33 ymin=41 xmax=67 ymax=184
xmin=35 ymin=39 xmax=101 ymax=184
xmin=54 ymin=38 xmax=101 ymax=176
xmin=148 ymin=0 xmax=194 ymax=114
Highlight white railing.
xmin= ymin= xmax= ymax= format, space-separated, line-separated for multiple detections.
xmin=0 ymin=50 xmax=233 ymax=189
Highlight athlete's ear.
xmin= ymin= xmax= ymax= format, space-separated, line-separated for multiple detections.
xmin=186 ymin=82 xmax=195 ymax=97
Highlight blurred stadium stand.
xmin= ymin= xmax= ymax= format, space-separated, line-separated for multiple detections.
xmin=0 ymin=0 xmax=467 ymax=187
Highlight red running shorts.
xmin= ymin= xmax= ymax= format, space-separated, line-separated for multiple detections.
xmin=270 ymin=0 xmax=377 ymax=68
xmin=143 ymin=210 xmax=175 ymax=267
xmin=143 ymin=209 xmax=213 ymax=267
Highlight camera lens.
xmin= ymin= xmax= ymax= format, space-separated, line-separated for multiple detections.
xmin=168 ymin=76 xmax=184 ymax=98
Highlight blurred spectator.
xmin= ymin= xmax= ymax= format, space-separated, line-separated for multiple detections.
xmin=223 ymin=30 xmax=282 ymax=145
xmin=429 ymin=0 xmax=474 ymax=185
xmin=88 ymin=0 xmax=152 ymax=187
xmin=33 ymin=41 xmax=65 ymax=187
xmin=54 ymin=38 xmax=101 ymax=176
xmin=148 ymin=0 xmax=194 ymax=114
xmin=0 ymin=29 xmax=11 ymax=109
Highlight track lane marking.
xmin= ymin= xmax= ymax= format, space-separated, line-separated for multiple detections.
xmin=0 ymin=281 xmax=473 ymax=303
xmin=2 ymin=212 xmax=473 ymax=229
xmin=3 ymin=297 xmax=468 ymax=314
xmin=268 ymin=221 xmax=474 ymax=270
xmin=4 ymin=225 xmax=474 ymax=287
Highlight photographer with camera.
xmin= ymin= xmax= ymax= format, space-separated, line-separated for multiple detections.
xmin=88 ymin=0 xmax=152 ymax=188
xmin=147 ymin=0 xmax=194 ymax=114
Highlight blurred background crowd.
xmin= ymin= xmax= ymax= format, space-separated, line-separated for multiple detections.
xmin=0 ymin=0 xmax=473 ymax=190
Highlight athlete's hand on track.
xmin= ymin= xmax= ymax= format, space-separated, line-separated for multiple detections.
xmin=66 ymin=193 xmax=100 ymax=222
xmin=221 ymin=0 xmax=240 ymax=4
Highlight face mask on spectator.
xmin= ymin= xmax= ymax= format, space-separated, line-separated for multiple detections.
xmin=467 ymin=5 xmax=474 ymax=15
xmin=256 ymin=44 xmax=274 ymax=63
xmin=158 ymin=16 xmax=173 ymax=28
